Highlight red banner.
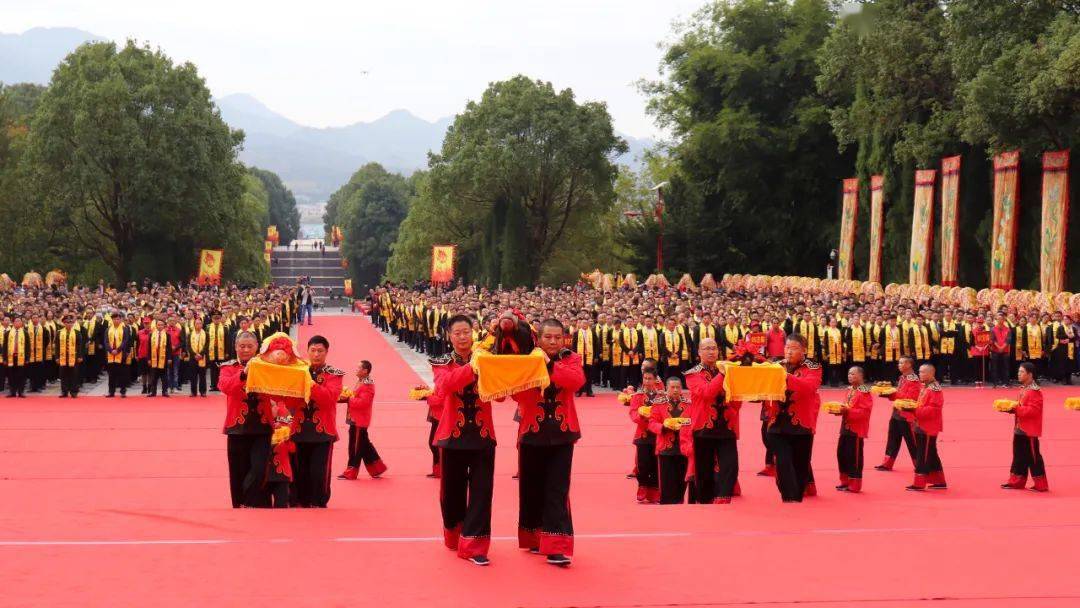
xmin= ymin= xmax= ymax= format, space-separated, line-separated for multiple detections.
xmin=868 ymin=175 xmax=885 ymax=284
xmin=939 ymin=155 xmax=961 ymax=286
xmin=838 ymin=178 xmax=858 ymax=280
xmin=430 ymin=245 xmax=456 ymax=284
xmin=1040 ymin=150 xmax=1070 ymax=293
xmin=197 ymin=249 xmax=223 ymax=286
xmin=990 ymin=150 xmax=1021 ymax=290
xmin=908 ymin=170 xmax=936 ymax=285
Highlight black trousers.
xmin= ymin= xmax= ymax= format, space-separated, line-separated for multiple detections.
xmin=427 ymin=419 xmax=441 ymax=469
xmin=440 ymin=446 xmax=495 ymax=552
xmin=292 ymin=441 xmax=333 ymax=507
xmin=658 ymin=454 xmax=689 ymax=504
xmin=837 ymin=433 xmax=864 ymax=479
xmin=189 ymin=364 xmax=207 ymax=396
xmin=519 ymin=443 xmax=574 ymax=552
xmin=634 ymin=442 xmax=658 ymax=489
xmin=768 ymin=432 xmax=813 ymax=502
xmin=226 ymin=434 xmax=272 ymax=508
xmin=28 ymin=362 xmax=44 ymax=391
xmin=347 ymin=426 xmax=382 ymax=468
xmin=106 ymin=362 xmax=127 ymax=396
xmin=209 ymin=362 xmax=223 ymax=390
xmin=7 ymin=365 xmax=25 ymax=396
xmin=148 ymin=367 xmax=169 ymax=395
xmin=884 ymin=416 xmax=917 ymax=462
xmin=577 ymin=365 xmax=594 ymax=396
xmin=59 ymin=365 xmax=81 ymax=396
xmin=692 ymin=435 xmax=738 ymax=502
xmin=914 ymin=431 xmax=943 ymax=476
xmin=991 ymin=353 xmax=1010 ymax=385
xmin=761 ymin=419 xmax=774 ymax=466
xmin=1010 ymin=434 xmax=1046 ymax=478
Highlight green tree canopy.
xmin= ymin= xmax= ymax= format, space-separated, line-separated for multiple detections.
xmin=251 ymin=167 xmax=301 ymax=245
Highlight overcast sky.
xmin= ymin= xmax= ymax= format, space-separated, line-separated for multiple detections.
xmin=3 ymin=0 xmax=705 ymax=138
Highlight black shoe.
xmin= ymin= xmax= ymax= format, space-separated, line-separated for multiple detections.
xmin=873 ymin=465 xmax=890 ymax=471
xmin=546 ymin=554 xmax=571 ymax=567
xmin=71 ymin=394 xmax=78 ymax=399
xmin=835 ymin=484 xmax=849 ymax=491
xmin=120 ymin=393 xmax=127 ymax=398
xmin=106 ymin=394 xmax=115 ymax=398
xmin=928 ymin=483 xmax=948 ymax=490
xmin=905 ymin=485 xmax=925 ymax=492
xmin=59 ymin=394 xmax=68 ymax=398
xmin=467 ymin=555 xmax=490 ymax=566
xmin=528 ymin=547 xmax=541 ymax=554
xmin=162 ymin=393 xmax=170 ymax=398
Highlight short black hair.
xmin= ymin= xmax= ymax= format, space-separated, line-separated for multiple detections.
xmin=540 ymin=318 xmax=565 ymax=333
xmin=1019 ymin=361 xmax=1037 ymax=377
xmin=359 ymin=359 xmax=372 ymax=373
xmin=307 ymin=335 xmax=330 ymax=349
xmin=447 ymin=314 xmax=474 ymax=330
xmin=666 ymin=376 xmax=682 ymax=385
xmin=785 ymin=333 xmax=807 ymax=348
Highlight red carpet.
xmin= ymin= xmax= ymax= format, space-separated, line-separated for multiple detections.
xmin=4 ymin=314 xmax=1080 ymax=607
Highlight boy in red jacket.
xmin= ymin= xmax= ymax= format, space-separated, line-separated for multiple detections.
xmin=629 ymin=366 xmax=663 ymax=503
xmin=1001 ymin=361 xmax=1048 ymax=491
xmin=907 ymin=363 xmax=946 ymax=491
xmin=338 ymin=360 xmax=388 ymax=480
xmin=835 ymin=366 xmax=873 ymax=493
xmin=649 ymin=377 xmax=695 ymax=504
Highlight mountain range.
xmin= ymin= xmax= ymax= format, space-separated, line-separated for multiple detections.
xmin=2 ymin=27 xmax=654 ymax=204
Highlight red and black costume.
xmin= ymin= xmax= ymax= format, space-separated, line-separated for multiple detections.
xmin=218 ymin=359 xmax=273 ymax=508
xmin=629 ymin=384 xmax=661 ymax=503
xmin=290 ymin=364 xmax=343 ymax=507
xmin=684 ymin=363 xmax=741 ymax=503
xmin=764 ymin=359 xmax=822 ymax=502
xmin=1003 ymin=383 xmax=1048 ymax=491
xmin=649 ymin=394 xmax=695 ymax=504
xmin=877 ymin=373 xmax=920 ymax=470
xmin=429 ymin=351 xmax=496 ymax=559
xmin=344 ymin=377 xmax=387 ymax=478
xmin=514 ymin=349 xmax=585 ymax=557
xmin=909 ymin=381 xmax=945 ymax=490
xmin=837 ymin=384 xmax=873 ymax=492
xmin=423 ymin=367 xmax=443 ymax=478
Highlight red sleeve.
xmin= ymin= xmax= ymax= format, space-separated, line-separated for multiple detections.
xmin=427 ymin=364 xmax=450 ymax=412
xmin=439 ymin=363 xmax=477 ymax=395
xmin=629 ymin=393 xmax=646 ymax=422
xmin=311 ymin=372 xmax=343 ymax=412
xmin=550 ymin=353 xmax=586 ymax=393
xmin=846 ymin=392 xmax=873 ymax=425
xmin=686 ymin=370 xmax=725 ymax=404
xmin=217 ymin=365 xmax=246 ymax=400
xmin=786 ymin=365 xmax=822 ymax=396
xmin=647 ymin=403 xmax=666 ymax=436
xmin=1015 ymin=389 xmax=1043 ymax=420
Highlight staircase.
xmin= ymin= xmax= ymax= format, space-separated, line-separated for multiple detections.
xmin=271 ymin=240 xmax=350 ymax=305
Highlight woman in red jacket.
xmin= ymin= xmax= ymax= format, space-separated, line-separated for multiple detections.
xmin=1001 ymin=361 xmax=1048 ymax=491
xmin=338 ymin=360 xmax=388 ymax=480
xmin=834 ymin=366 xmax=873 ymax=493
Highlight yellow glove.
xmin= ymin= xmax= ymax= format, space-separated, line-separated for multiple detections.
xmin=638 ymin=405 xmax=652 ymax=418
xmin=663 ymin=418 xmax=683 ymax=431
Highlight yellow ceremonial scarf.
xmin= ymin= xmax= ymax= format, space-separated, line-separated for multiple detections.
xmin=723 ymin=325 xmax=741 ymax=357
xmin=473 ymin=349 xmax=550 ymax=402
xmin=7 ymin=328 xmax=26 ymax=367
xmin=28 ymin=324 xmax=44 ymax=363
xmin=58 ymin=327 xmax=78 ymax=367
xmin=207 ymin=323 xmax=226 ymax=360
xmin=1026 ymin=324 xmax=1043 ymax=358
xmin=575 ymin=329 xmax=594 ymax=364
xmin=797 ymin=320 xmax=818 ymax=358
xmin=825 ymin=327 xmax=842 ymax=364
xmin=85 ymin=318 xmax=97 ymax=355
xmin=150 ymin=330 xmax=169 ymax=369
xmin=599 ymin=325 xmax=612 ymax=359
xmin=911 ymin=325 xmax=930 ymax=360
xmin=884 ymin=326 xmax=901 ymax=362
xmin=107 ymin=325 xmax=126 ymax=364
xmin=851 ymin=324 xmax=866 ymax=362
xmin=189 ymin=329 xmax=207 ymax=367
xmin=699 ymin=323 xmax=715 ymax=341
xmin=641 ymin=327 xmax=659 ymax=360
xmin=663 ymin=328 xmax=682 ymax=365
xmin=940 ymin=320 xmax=957 ymax=355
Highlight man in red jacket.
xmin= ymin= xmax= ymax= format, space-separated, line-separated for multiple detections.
xmin=428 ymin=314 xmax=496 ymax=566
xmin=835 ymin=366 xmax=873 ymax=493
xmin=907 ymin=363 xmax=946 ymax=491
xmin=217 ymin=331 xmax=271 ymax=508
xmin=629 ymin=367 xmax=662 ymax=503
xmin=338 ymin=360 xmax=387 ymax=480
xmin=514 ymin=318 xmax=585 ymax=567
xmin=875 ymin=356 xmax=920 ymax=471
xmin=1001 ymin=361 xmax=1048 ymax=491
xmin=291 ymin=335 xmax=343 ymax=507
xmin=765 ymin=334 xmax=822 ymax=502
xmin=684 ymin=338 xmax=740 ymax=504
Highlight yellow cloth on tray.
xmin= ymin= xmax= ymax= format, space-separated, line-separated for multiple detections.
xmin=473 ymin=348 xmax=550 ymax=402
xmin=719 ymin=361 xmax=786 ymax=401
xmin=244 ymin=357 xmax=313 ymax=401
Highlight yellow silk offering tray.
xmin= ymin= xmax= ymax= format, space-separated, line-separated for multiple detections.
xmin=409 ymin=386 xmax=432 ymax=400
xmin=893 ymin=399 xmax=918 ymax=411
xmin=719 ymin=361 xmax=786 ymax=401
xmin=870 ymin=385 xmax=896 ymax=397
xmin=822 ymin=401 xmax=844 ymax=415
xmin=1065 ymin=397 xmax=1080 ymax=411
xmin=244 ymin=357 xmax=313 ymax=401
xmin=993 ymin=399 xmax=1019 ymax=412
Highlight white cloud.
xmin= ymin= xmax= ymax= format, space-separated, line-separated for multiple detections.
xmin=1 ymin=0 xmax=703 ymax=138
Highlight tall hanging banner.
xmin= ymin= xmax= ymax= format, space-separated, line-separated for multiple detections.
xmin=939 ymin=155 xmax=962 ymax=286
xmin=838 ymin=178 xmax=858 ymax=280
xmin=908 ymin=170 xmax=936 ymax=285
xmin=197 ymin=249 xmax=223 ymax=285
xmin=1040 ymin=150 xmax=1070 ymax=293
xmin=430 ymin=245 xmax=456 ymax=284
xmin=990 ymin=150 xmax=1021 ymax=290
xmin=868 ymin=175 xmax=885 ymax=284
xmin=264 ymin=240 xmax=273 ymax=265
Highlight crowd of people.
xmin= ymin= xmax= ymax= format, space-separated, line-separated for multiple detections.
xmin=0 ymin=282 xmax=299 ymax=397
xmin=356 ymin=279 xmax=1058 ymax=565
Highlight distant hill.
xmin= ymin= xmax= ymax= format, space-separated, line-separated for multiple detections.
xmin=2 ymin=27 xmax=655 ymax=205
xmin=0 ymin=27 xmax=104 ymax=85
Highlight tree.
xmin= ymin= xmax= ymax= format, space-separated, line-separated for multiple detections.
xmin=641 ymin=0 xmax=849 ymax=278
xmin=250 ymin=167 xmax=301 ymax=245
xmin=27 ymin=40 xmax=246 ymax=283
xmin=328 ymin=163 xmax=413 ymax=287
xmin=405 ymin=75 xmax=626 ymax=287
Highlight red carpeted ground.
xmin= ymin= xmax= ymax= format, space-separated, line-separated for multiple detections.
xmin=4 ymin=315 xmax=1080 ymax=607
